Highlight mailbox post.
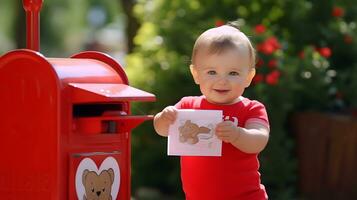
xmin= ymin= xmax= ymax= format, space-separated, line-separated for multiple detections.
xmin=0 ymin=1 xmax=155 ymax=200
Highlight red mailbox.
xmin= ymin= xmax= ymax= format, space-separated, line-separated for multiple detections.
xmin=0 ymin=1 xmax=155 ymax=200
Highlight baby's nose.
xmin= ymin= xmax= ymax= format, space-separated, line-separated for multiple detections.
xmin=216 ymin=76 xmax=229 ymax=85
xmin=96 ymin=191 xmax=101 ymax=196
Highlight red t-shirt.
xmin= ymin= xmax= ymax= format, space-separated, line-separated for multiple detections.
xmin=175 ymin=96 xmax=269 ymax=200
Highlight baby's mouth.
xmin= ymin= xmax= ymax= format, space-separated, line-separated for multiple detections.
xmin=214 ymin=89 xmax=230 ymax=93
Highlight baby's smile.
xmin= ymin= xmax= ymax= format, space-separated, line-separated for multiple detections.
xmin=213 ymin=89 xmax=230 ymax=93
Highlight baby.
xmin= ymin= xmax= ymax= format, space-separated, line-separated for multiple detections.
xmin=154 ymin=23 xmax=270 ymax=200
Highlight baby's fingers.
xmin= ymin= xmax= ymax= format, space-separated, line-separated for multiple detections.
xmin=216 ymin=123 xmax=233 ymax=132
xmin=215 ymin=132 xmax=230 ymax=143
xmin=163 ymin=113 xmax=176 ymax=122
xmin=162 ymin=107 xmax=177 ymax=123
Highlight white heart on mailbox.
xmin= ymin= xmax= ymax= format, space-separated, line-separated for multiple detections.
xmin=75 ymin=156 xmax=120 ymax=200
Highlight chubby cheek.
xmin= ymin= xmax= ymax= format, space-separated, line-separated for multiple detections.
xmin=198 ymin=74 xmax=216 ymax=82
xmin=197 ymin=76 xmax=215 ymax=87
xmin=228 ymin=76 xmax=245 ymax=83
xmin=199 ymin=84 xmax=209 ymax=95
xmin=230 ymin=78 xmax=247 ymax=89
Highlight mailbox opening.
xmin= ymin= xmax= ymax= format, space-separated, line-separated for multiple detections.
xmin=73 ymin=103 xmax=127 ymax=135
xmin=73 ymin=103 xmax=125 ymax=117
xmin=72 ymin=103 xmax=152 ymax=135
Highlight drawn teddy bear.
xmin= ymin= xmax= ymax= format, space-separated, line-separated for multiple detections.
xmin=82 ymin=168 xmax=114 ymax=200
xmin=178 ymin=120 xmax=211 ymax=144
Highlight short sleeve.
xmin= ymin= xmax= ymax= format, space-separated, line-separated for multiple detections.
xmin=175 ymin=99 xmax=183 ymax=109
xmin=244 ymin=101 xmax=270 ymax=130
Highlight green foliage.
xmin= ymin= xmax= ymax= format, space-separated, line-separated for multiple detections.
xmin=0 ymin=0 xmax=17 ymax=53
xmin=127 ymin=0 xmax=357 ymax=199
xmin=0 ymin=0 xmax=123 ymax=56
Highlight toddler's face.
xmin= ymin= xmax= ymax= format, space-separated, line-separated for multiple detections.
xmin=191 ymin=47 xmax=255 ymax=105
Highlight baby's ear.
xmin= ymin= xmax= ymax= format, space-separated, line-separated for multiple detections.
xmin=190 ymin=65 xmax=199 ymax=84
xmin=245 ymin=68 xmax=256 ymax=88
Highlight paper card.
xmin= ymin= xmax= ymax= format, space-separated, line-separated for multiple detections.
xmin=168 ymin=109 xmax=223 ymax=156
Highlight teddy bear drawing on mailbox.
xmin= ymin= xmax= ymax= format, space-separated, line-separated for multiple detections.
xmin=0 ymin=1 xmax=155 ymax=200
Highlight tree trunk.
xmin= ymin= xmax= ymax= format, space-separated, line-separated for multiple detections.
xmin=13 ymin=0 xmax=26 ymax=49
xmin=119 ymin=0 xmax=140 ymax=53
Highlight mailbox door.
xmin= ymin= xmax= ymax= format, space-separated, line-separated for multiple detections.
xmin=69 ymin=83 xmax=155 ymax=104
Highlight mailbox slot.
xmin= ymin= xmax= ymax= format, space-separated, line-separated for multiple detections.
xmin=73 ymin=115 xmax=152 ymax=135
xmin=72 ymin=103 xmax=152 ymax=135
xmin=73 ymin=103 xmax=126 ymax=135
xmin=73 ymin=103 xmax=125 ymax=117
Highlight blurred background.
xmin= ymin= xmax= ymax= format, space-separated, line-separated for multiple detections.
xmin=1 ymin=0 xmax=357 ymax=199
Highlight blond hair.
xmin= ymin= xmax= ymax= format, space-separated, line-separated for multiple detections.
xmin=191 ymin=23 xmax=256 ymax=68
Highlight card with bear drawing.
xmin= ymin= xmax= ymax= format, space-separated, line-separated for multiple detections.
xmin=168 ymin=109 xmax=223 ymax=156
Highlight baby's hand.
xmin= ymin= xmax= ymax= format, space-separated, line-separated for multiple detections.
xmin=160 ymin=106 xmax=177 ymax=124
xmin=215 ymin=121 xmax=240 ymax=143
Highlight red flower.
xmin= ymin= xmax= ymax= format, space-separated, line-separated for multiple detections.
xmin=215 ymin=20 xmax=225 ymax=27
xmin=344 ymin=35 xmax=353 ymax=44
xmin=254 ymin=24 xmax=266 ymax=34
xmin=298 ymin=51 xmax=305 ymax=59
xmin=257 ymin=36 xmax=281 ymax=55
xmin=318 ymin=47 xmax=332 ymax=58
xmin=332 ymin=6 xmax=344 ymax=17
xmin=257 ymin=43 xmax=275 ymax=55
xmin=266 ymin=37 xmax=281 ymax=49
xmin=253 ymin=74 xmax=264 ymax=84
xmin=268 ymin=59 xmax=278 ymax=68
xmin=266 ymin=70 xmax=281 ymax=85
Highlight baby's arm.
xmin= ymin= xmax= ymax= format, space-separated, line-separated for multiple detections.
xmin=215 ymin=121 xmax=269 ymax=154
xmin=153 ymin=106 xmax=177 ymax=137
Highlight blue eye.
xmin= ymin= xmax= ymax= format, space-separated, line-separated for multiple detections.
xmin=229 ymin=71 xmax=239 ymax=76
xmin=207 ymin=70 xmax=216 ymax=75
